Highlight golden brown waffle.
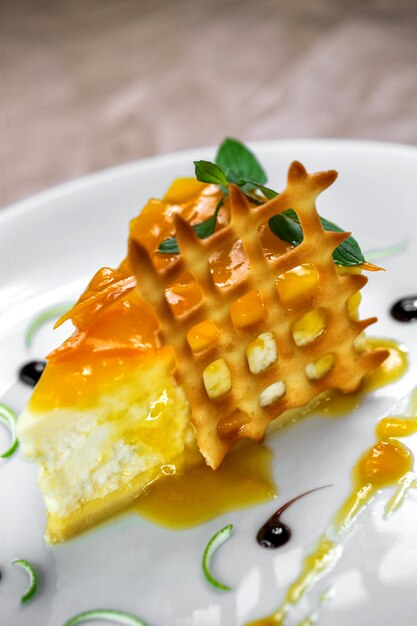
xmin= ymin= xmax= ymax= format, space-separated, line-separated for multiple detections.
xmin=129 ymin=161 xmax=388 ymax=470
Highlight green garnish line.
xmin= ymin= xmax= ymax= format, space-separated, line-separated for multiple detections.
xmin=158 ymin=138 xmax=366 ymax=267
xmin=62 ymin=609 xmax=150 ymax=626
xmin=202 ymin=523 xmax=234 ymax=591
xmin=0 ymin=402 xmax=19 ymax=459
xmin=12 ymin=559 xmax=38 ymax=604
xmin=25 ymin=303 xmax=73 ymax=348
xmin=365 ymin=240 xmax=407 ymax=261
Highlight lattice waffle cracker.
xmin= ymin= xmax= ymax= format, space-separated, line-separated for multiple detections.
xmin=129 ymin=161 xmax=388 ymax=470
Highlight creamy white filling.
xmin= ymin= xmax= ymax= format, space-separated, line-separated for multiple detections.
xmin=18 ymin=369 xmax=193 ymax=517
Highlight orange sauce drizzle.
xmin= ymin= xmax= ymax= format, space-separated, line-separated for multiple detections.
xmin=130 ymin=336 xmax=406 ymax=530
xmin=317 ymin=337 xmax=408 ymax=417
xmin=132 ymin=441 xmax=277 ymax=529
xmin=247 ymin=388 xmax=417 ymax=626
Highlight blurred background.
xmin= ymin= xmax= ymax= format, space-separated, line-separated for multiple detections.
xmin=0 ymin=0 xmax=416 ymax=209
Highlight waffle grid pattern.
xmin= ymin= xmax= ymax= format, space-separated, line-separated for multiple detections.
xmin=130 ymin=162 xmax=387 ymax=469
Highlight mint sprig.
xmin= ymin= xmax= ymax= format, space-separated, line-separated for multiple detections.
xmin=216 ymin=137 xmax=267 ymax=185
xmin=269 ymin=210 xmax=365 ymax=266
xmin=158 ymin=138 xmax=366 ymax=267
xmin=194 ymin=161 xmax=228 ymax=191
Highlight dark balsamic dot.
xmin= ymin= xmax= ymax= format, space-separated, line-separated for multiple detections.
xmin=19 ymin=360 xmax=46 ymax=387
xmin=256 ymin=485 xmax=331 ymax=549
xmin=390 ymin=296 xmax=417 ymax=323
xmin=257 ymin=521 xmax=291 ymax=548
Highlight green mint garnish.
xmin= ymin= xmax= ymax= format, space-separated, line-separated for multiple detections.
xmin=365 ymin=240 xmax=407 ymax=261
xmin=12 ymin=559 xmax=39 ymax=604
xmin=202 ymin=523 xmax=234 ymax=591
xmin=216 ymin=137 xmax=267 ymax=185
xmin=63 ymin=609 xmax=150 ymax=626
xmin=25 ymin=303 xmax=73 ymax=348
xmin=0 ymin=402 xmax=19 ymax=459
xmin=194 ymin=161 xmax=229 ymax=190
xmin=158 ymin=137 xmax=366 ymax=267
xmin=269 ymin=209 xmax=365 ymax=267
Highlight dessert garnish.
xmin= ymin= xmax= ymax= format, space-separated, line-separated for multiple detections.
xmin=159 ymin=138 xmax=370 ymax=270
xmin=17 ymin=139 xmax=389 ymax=543
xmin=256 ymin=485 xmax=331 ymax=549
xmin=246 ymin=387 xmax=417 ymax=626
xmin=18 ymin=360 xmax=46 ymax=387
xmin=12 ymin=558 xmax=38 ymax=604
xmin=132 ymin=156 xmax=387 ymax=471
xmin=63 ymin=609 xmax=149 ymax=626
xmin=25 ymin=303 xmax=72 ymax=348
xmin=0 ymin=402 xmax=18 ymax=458
xmin=390 ymin=295 xmax=417 ymax=322
xmin=202 ymin=523 xmax=234 ymax=591
xmin=365 ymin=240 xmax=406 ymax=261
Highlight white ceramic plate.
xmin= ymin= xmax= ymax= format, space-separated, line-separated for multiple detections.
xmin=1 ymin=139 xmax=417 ymax=626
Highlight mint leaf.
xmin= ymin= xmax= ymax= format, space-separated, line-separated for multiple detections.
xmin=319 ymin=215 xmax=365 ymax=266
xmin=194 ymin=161 xmax=228 ymax=187
xmin=235 ymin=177 xmax=278 ymax=200
xmin=254 ymin=184 xmax=278 ymax=200
xmin=157 ymin=235 xmax=182 ymax=255
xmin=268 ymin=209 xmax=365 ymax=266
xmin=268 ymin=210 xmax=302 ymax=247
xmin=194 ymin=197 xmax=224 ymax=238
xmin=216 ymin=138 xmax=267 ymax=185
xmin=161 ymin=138 xmax=366 ymax=267
xmin=158 ymin=198 xmax=224 ymax=254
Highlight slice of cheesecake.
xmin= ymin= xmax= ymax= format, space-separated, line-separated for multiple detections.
xmin=18 ymin=160 xmax=388 ymax=543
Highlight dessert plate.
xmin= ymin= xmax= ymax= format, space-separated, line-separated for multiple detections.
xmin=1 ymin=139 xmax=417 ymax=626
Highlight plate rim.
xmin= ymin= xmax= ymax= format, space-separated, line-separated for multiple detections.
xmin=1 ymin=137 xmax=416 ymax=224
xmin=2 ymin=136 xmax=417 ymax=625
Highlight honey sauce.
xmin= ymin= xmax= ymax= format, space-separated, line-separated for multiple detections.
xmin=132 ymin=441 xmax=277 ymax=529
xmin=247 ymin=388 xmax=417 ymax=626
xmin=130 ymin=337 xmax=406 ymax=531
xmin=317 ymin=337 xmax=408 ymax=417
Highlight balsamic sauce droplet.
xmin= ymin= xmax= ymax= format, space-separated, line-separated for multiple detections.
xmin=256 ymin=484 xmax=332 ymax=549
xmin=257 ymin=517 xmax=291 ymax=548
xmin=390 ymin=296 xmax=417 ymax=323
xmin=19 ymin=360 xmax=46 ymax=387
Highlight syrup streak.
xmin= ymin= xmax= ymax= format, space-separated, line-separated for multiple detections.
xmin=385 ymin=471 xmax=417 ymax=519
xmin=246 ymin=387 xmax=417 ymax=626
xmin=319 ymin=583 xmax=336 ymax=605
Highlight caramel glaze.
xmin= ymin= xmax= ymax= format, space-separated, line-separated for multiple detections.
xmin=246 ymin=388 xmax=417 ymax=626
